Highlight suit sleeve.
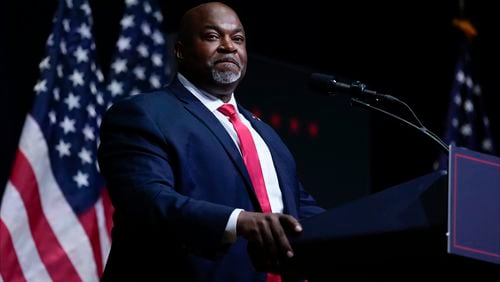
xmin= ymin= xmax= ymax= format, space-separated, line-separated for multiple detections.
xmin=98 ymin=99 xmax=233 ymax=259
xmin=297 ymin=182 xmax=325 ymax=220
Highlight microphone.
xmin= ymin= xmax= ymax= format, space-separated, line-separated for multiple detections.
xmin=308 ymin=73 xmax=395 ymax=101
xmin=308 ymin=73 xmax=449 ymax=152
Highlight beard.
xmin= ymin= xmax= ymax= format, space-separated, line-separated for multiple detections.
xmin=211 ymin=69 xmax=241 ymax=84
xmin=208 ymin=55 xmax=243 ymax=84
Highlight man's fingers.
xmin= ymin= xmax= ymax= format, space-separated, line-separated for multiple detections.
xmin=269 ymin=219 xmax=294 ymax=258
xmin=279 ymin=214 xmax=302 ymax=233
xmin=277 ymin=214 xmax=302 ymax=258
xmin=239 ymin=212 xmax=301 ymax=260
xmin=259 ymin=217 xmax=278 ymax=258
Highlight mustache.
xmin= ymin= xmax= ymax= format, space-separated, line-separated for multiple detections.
xmin=212 ymin=55 xmax=241 ymax=68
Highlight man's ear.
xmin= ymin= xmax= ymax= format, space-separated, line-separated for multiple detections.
xmin=175 ymin=42 xmax=184 ymax=61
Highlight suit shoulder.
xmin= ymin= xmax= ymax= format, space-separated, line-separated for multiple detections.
xmin=107 ymin=88 xmax=181 ymax=116
xmin=116 ymin=89 xmax=176 ymax=107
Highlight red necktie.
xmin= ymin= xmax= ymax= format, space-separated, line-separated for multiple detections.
xmin=218 ymin=104 xmax=281 ymax=282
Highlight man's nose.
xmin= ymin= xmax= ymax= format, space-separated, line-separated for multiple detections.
xmin=218 ymin=36 xmax=236 ymax=52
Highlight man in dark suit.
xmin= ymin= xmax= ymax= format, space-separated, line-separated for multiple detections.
xmin=97 ymin=2 xmax=324 ymax=281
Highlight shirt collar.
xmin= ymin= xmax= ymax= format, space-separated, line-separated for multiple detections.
xmin=177 ymin=73 xmax=239 ymax=114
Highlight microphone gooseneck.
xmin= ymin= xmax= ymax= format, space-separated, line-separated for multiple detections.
xmin=351 ymin=98 xmax=449 ymax=153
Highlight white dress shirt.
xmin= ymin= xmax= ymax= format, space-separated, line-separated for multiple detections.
xmin=178 ymin=73 xmax=284 ymax=243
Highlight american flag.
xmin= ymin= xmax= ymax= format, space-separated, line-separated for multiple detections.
xmin=0 ymin=0 xmax=168 ymax=280
xmin=107 ymin=0 xmax=169 ymax=98
xmin=436 ymin=41 xmax=496 ymax=170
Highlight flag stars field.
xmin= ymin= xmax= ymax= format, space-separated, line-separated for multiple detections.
xmin=77 ymin=23 xmax=91 ymax=39
xmin=39 ymin=57 xmax=50 ymax=70
xmin=117 ymin=36 xmax=131 ymax=52
xmin=82 ymin=125 xmax=95 ymax=141
xmin=34 ymin=79 xmax=47 ymax=95
xmin=74 ymin=46 xmax=89 ymax=63
xmin=121 ymin=15 xmax=134 ymax=29
xmin=86 ymin=104 xmax=96 ymax=118
xmin=137 ymin=44 xmax=149 ymax=57
xmin=69 ymin=70 xmax=84 ymax=87
xmin=49 ymin=111 xmax=57 ymax=124
xmin=107 ymin=80 xmax=124 ymax=96
xmin=73 ymin=171 xmax=89 ymax=188
xmin=78 ymin=148 xmax=92 ymax=165
xmin=56 ymin=139 xmax=71 ymax=158
xmin=60 ymin=116 xmax=76 ymax=134
xmin=64 ymin=93 xmax=81 ymax=110
xmin=111 ymin=58 xmax=128 ymax=74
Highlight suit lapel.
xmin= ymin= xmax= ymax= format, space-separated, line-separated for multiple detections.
xmin=170 ymin=79 xmax=259 ymax=207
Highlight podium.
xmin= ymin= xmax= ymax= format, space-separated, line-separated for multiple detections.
xmin=284 ymin=171 xmax=449 ymax=277
xmin=447 ymin=145 xmax=500 ymax=265
xmin=279 ymin=149 xmax=500 ymax=279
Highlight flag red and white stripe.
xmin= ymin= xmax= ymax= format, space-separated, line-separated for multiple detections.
xmin=0 ymin=116 xmax=113 ymax=282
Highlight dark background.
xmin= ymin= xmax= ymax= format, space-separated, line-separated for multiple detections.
xmin=2 ymin=0 xmax=498 ymax=201
xmin=1 ymin=0 xmax=498 ymax=274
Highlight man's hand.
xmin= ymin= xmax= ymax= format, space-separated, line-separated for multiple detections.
xmin=237 ymin=211 xmax=302 ymax=272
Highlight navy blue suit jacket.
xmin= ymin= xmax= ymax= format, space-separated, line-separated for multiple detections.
xmin=97 ymin=77 xmax=324 ymax=281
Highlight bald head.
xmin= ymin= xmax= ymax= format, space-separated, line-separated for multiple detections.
xmin=178 ymin=2 xmax=242 ymax=44
xmin=175 ymin=2 xmax=247 ymax=101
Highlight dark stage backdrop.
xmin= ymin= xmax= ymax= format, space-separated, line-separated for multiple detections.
xmin=1 ymin=1 xmax=499 ymax=208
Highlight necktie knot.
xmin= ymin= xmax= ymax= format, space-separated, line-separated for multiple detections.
xmin=218 ymin=104 xmax=237 ymax=118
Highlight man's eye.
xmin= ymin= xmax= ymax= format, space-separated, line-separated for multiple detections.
xmin=205 ymin=34 xmax=219 ymax=40
xmin=233 ymin=36 xmax=245 ymax=43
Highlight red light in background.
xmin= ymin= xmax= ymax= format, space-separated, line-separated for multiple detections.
xmin=308 ymin=122 xmax=319 ymax=138
xmin=289 ymin=118 xmax=300 ymax=134
xmin=251 ymin=108 xmax=317 ymax=138
xmin=270 ymin=113 xmax=281 ymax=128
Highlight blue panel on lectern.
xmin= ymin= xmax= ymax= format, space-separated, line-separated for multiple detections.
xmin=448 ymin=145 xmax=500 ymax=264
